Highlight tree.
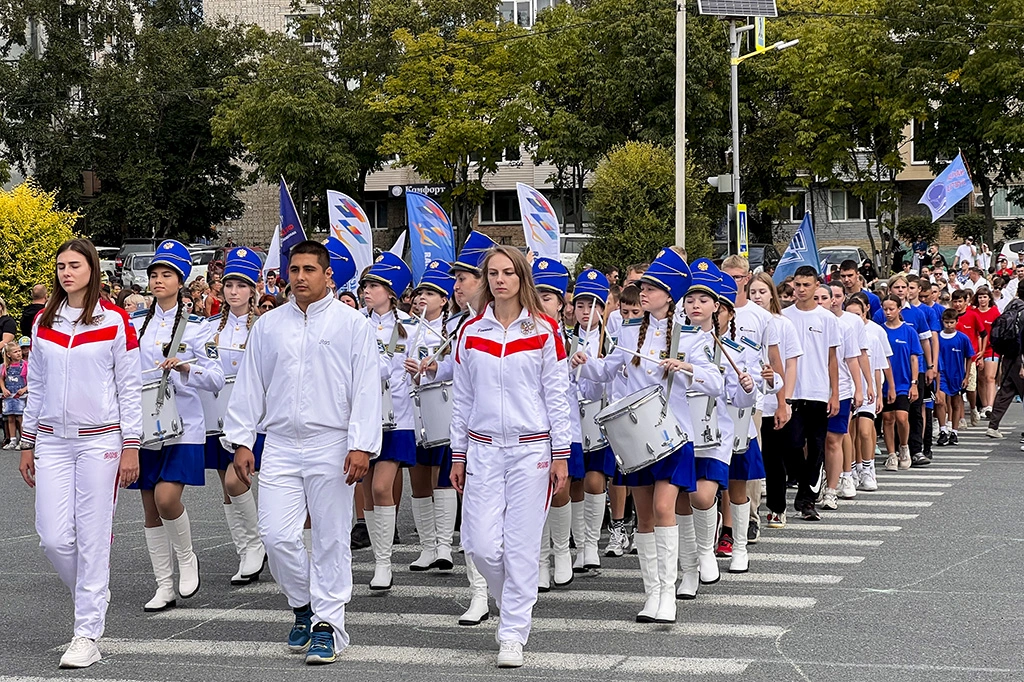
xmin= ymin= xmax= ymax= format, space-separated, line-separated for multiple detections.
xmin=887 ymin=0 xmax=1024 ymax=245
xmin=896 ymin=215 xmax=939 ymax=247
xmin=577 ymin=141 xmax=711 ymax=273
xmin=372 ymin=20 xmax=530 ymax=245
xmin=954 ymin=213 xmax=986 ymax=243
xmin=0 ymin=181 xmax=78 ymax=317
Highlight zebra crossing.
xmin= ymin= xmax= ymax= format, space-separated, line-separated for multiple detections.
xmin=14 ymin=422 xmax=1011 ymax=681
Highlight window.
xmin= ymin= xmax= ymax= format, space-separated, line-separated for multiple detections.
xmin=911 ymin=118 xmax=952 ymax=166
xmin=829 ymin=190 xmax=847 ymax=222
xmin=500 ymin=2 xmax=514 ymax=22
xmin=829 ymin=190 xmax=877 ymax=222
xmin=994 ymin=188 xmax=1024 ymax=218
xmin=480 ymin=191 xmax=521 ymax=223
xmin=516 ymin=0 xmax=532 ymax=27
xmin=502 ymin=146 xmax=522 ymax=162
xmin=364 ymin=199 xmax=388 ymax=230
xmin=286 ymin=14 xmax=321 ymax=46
xmin=784 ymin=192 xmax=806 ymax=222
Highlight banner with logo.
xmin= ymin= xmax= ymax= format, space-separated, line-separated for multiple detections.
xmin=517 ymin=183 xmax=561 ymax=260
xmin=406 ymin=191 xmax=455 ymax=284
xmin=327 ymin=189 xmax=374 ymax=289
xmin=279 ymin=177 xmax=307 ymax=283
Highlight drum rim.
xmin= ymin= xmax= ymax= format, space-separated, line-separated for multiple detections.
xmin=595 ymin=385 xmax=664 ymax=424
xmin=411 ymin=380 xmax=453 ymax=396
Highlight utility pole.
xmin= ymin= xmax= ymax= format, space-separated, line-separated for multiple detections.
xmin=674 ymin=0 xmax=687 ymax=247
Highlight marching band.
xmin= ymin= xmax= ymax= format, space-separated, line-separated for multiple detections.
xmin=21 ymin=233 xmax=943 ymax=670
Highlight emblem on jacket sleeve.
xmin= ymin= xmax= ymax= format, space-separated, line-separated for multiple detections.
xmin=205 ymin=342 xmax=219 ymax=359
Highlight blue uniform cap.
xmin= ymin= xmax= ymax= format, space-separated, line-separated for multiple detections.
xmin=573 ymin=269 xmax=610 ymax=306
xmin=149 ymin=239 xmax=192 ymax=282
xmin=450 ymin=231 xmax=497 ymax=275
xmin=222 ymin=247 xmax=262 ymax=286
xmin=718 ymin=272 xmax=738 ymax=307
xmin=416 ymin=259 xmax=456 ymax=298
xmin=686 ymin=258 xmax=723 ymax=299
xmin=532 ymin=257 xmax=569 ymax=297
xmin=639 ymin=247 xmax=691 ymax=301
xmin=361 ymin=251 xmax=413 ymax=296
xmin=324 ymin=237 xmax=357 ymax=291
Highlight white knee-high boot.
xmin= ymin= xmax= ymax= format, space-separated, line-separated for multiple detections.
xmin=229 ymin=490 xmax=266 ymax=581
xmin=538 ymin=518 xmax=551 ymax=592
xmin=409 ymin=497 xmax=437 ymax=571
xmin=571 ymin=500 xmax=587 ymax=572
xmin=654 ymin=525 xmax=678 ymax=623
xmin=370 ymin=505 xmax=395 ymax=590
xmin=432 ymin=488 xmax=457 ymax=570
xmin=583 ymin=492 xmax=604 ymax=569
xmin=459 ymin=555 xmax=490 ymax=625
xmin=548 ymin=503 xmax=573 ymax=586
xmin=675 ymin=513 xmax=699 ymax=599
xmin=729 ymin=500 xmax=750 ymax=573
xmin=634 ymin=532 xmax=660 ymax=623
xmin=162 ymin=509 xmax=200 ymax=599
xmin=143 ymin=526 xmax=177 ymax=612
xmin=223 ymin=502 xmax=247 ymax=585
xmin=692 ymin=505 xmax=720 ymax=584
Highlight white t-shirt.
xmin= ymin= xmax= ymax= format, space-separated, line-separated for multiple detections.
xmin=963 ymin=276 xmax=990 ymax=293
xmin=864 ymin=321 xmax=893 ymax=413
xmin=734 ymin=301 xmax=781 ymax=412
xmin=955 ymin=243 xmax=976 ymax=267
xmin=782 ymin=304 xmax=841 ymax=403
xmin=762 ymin=313 xmax=804 ymax=417
xmin=835 ymin=311 xmax=868 ymax=401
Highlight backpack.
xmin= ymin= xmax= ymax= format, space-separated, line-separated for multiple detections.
xmin=989 ymin=299 xmax=1024 ymax=357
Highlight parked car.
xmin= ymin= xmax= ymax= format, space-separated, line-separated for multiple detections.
xmin=123 ymin=252 xmax=155 ymax=291
xmin=96 ymin=246 xmax=119 ymax=281
xmin=819 ymin=246 xmax=871 ymax=269
xmin=116 ymin=239 xmax=160 ymax=277
xmin=747 ymin=243 xmax=781 ymax=273
xmin=190 ymin=249 xmax=216 ymax=284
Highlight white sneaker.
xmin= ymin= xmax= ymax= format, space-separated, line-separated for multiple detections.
xmin=820 ymin=489 xmax=839 ymax=510
xmin=898 ymin=452 xmax=911 ymax=470
xmin=496 ymin=640 xmax=524 ymax=668
xmin=836 ymin=476 xmax=857 ymax=500
xmin=987 ymin=428 xmax=1004 ymax=438
xmin=605 ymin=525 xmax=626 ymax=557
xmin=858 ymin=466 xmax=878 ymax=491
xmin=970 ymin=410 xmax=980 ymax=426
xmin=59 ymin=637 xmax=101 ymax=668
xmin=884 ymin=454 xmax=898 ymax=471
xmin=849 ymin=466 xmax=862 ymax=488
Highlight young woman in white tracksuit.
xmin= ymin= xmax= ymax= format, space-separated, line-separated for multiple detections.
xmin=574 ymin=247 xmax=723 ymax=625
xmin=449 ymin=245 xmax=572 ymax=669
xmin=131 ymin=239 xmax=225 ymax=612
xmin=202 ymin=247 xmax=267 ymax=587
xmin=360 ymin=252 xmax=416 ymax=591
xmin=532 ymin=256 xmax=580 ymax=591
xmin=402 ymin=260 xmax=458 ymax=574
xmin=19 ymin=238 xmax=143 ymax=669
xmin=222 ymin=240 xmax=380 ymax=665
xmin=423 ymin=231 xmax=497 ymax=627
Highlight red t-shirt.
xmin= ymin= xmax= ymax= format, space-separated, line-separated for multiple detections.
xmin=974 ymin=306 xmax=1000 ymax=358
xmin=956 ymin=308 xmax=984 ymax=356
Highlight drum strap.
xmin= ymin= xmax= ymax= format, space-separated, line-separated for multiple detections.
xmin=662 ymin=322 xmax=682 ymax=416
xmin=385 ymin=317 xmax=402 ymax=357
xmin=156 ymin=313 xmax=189 ymax=410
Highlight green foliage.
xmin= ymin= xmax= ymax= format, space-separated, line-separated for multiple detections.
xmin=0 ymin=181 xmax=78 ymax=317
xmin=954 ymin=213 xmax=986 ymax=243
xmin=896 ymin=215 xmax=939 ymax=246
xmin=577 ymin=141 xmax=711 ymax=273
xmin=1003 ymin=218 xmax=1023 ymax=242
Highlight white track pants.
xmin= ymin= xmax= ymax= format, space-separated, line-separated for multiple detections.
xmin=34 ymin=432 xmax=122 ymax=639
xmin=258 ymin=437 xmax=355 ymax=650
xmin=462 ymin=440 xmax=551 ymax=645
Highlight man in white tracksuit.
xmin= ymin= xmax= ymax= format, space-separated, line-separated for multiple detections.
xmin=222 ymin=240 xmax=381 ymax=666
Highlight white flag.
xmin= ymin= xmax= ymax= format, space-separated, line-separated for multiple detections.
xmin=517 ymin=182 xmax=561 ymax=260
xmin=263 ymin=224 xmax=281 ymax=283
xmin=389 ymin=230 xmax=407 ymax=258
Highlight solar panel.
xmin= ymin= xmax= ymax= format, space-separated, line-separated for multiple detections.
xmin=697 ymin=0 xmax=778 ymax=18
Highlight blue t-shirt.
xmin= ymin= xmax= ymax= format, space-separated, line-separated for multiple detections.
xmin=883 ymin=322 xmax=924 ymax=395
xmin=863 ymin=291 xmax=882 ymax=318
xmin=938 ymin=330 xmax=975 ymax=396
xmin=874 ymin=303 xmax=930 ymax=364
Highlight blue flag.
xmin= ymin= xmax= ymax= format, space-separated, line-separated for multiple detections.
xmin=918 ymin=152 xmax=974 ymax=222
xmin=406 ymin=191 xmax=455 ymax=285
xmin=773 ymin=212 xmax=821 ymax=284
xmin=279 ymin=177 xmax=307 ymax=283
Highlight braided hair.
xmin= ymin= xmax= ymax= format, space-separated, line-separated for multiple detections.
xmin=660 ymin=304 xmax=675 ymax=379
xmin=388 ymin=295 xmax=408 ymax=339
xmin=139 ymin=288 xmax=186 ymax=359
xmin=215 ymin=282 xmax=258 ymax=345
xmin=632 ymin=312 xmax=650 ymax=368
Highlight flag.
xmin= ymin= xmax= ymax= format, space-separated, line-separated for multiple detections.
xmin=918 ymin=152 xmax=974 ymax=222
xmin=263 ymin=225 xmax=281 ymax=284
xmin=406 ymin=191 xmax=455 ymax=284
xmin=327 ymin=189 xmax=373 ymax=290
xmin=773 ymin=212 xmax=821 ymax=284
xmin=279 ymin=177 xmax=307 ymax=283
xmin=517 ymin=183 xmax=560 ymax=260
xmin=389 ymin=231 xmax=407 ymax=258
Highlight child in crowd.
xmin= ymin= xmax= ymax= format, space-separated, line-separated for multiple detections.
xmin=936 ymin=308 xmax=975 ymax=446
xmin=2 ymin=340 xmax=29 ymax=449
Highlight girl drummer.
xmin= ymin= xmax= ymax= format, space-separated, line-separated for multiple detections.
xmin=203 ymin=247 xmax=268 ymax=586
xmin=19 ymin=238 xmax=143 ymax=669
xmin=403 ymin=260 xmax=459 ymax=574
xmin=132 ymin=239 xmax=225 ymax=612
xmin=570 ymin=269 xmax=616 ymax=572
xmin=449 ymin=245 xmax=572 ymax=668
xmin=573 ymin=247 xmax=722 ymax=624
xmin=532 ymin=257 xmax=579 ymax=590
xmin=360 ymin=252 xmax=415 ymax=591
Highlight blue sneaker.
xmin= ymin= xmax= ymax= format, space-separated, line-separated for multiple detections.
xmin=288 ymin=605 xmax=313 ymax=652
xmin=304 ymin=622 xmax=336 ymax=665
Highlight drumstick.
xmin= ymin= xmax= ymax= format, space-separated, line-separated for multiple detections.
xmin=574 ymin=307 xmax=596 ymax=384
xmin=612 ymin=345 xmax=693 ymax=377
xmin=711 ymin=333 xmax=743 ymax=377
xmin=143 ymin=362 xmax=192 ymax=375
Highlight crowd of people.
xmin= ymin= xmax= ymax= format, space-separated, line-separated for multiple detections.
xmin=10 ymin=232 xmax=1024 ymax=672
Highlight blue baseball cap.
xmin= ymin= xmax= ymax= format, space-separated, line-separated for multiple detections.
xmin=361 ymin=252 xmax=413 ymax=296
xmin=416 ymin=260 xmax=456 ymax=298
xmin=149 ymin=239 xmax=192 ymax=282
xmin=450 ymin=231 xmax=497 ymax=275
xmin=639 ymin=247 xmax=691 ymax=301
xmin=573 ymin=269 xmax=610 ymax=306
xmin=222 ymin=247 xmax=262 ymax=286
xmin=532 ymin=257 xmax=569 ymax=297
xmin=324 ymin=237 xmax=357 ymax=291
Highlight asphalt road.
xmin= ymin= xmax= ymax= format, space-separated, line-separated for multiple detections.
xmin=2 ymin=418 xmax=1023 ymax=682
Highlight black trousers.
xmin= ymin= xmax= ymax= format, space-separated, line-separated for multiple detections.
xmin=761 ymin=416 xmax=795 ymax=515
xmin=989 ymin=355 xmax=1024 ymax=429
xmin=908 ymin=372 xmax=929 ymax=456
xmin=789 ymin=400 xmax=828 ymax=510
